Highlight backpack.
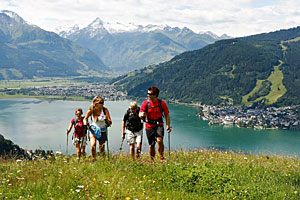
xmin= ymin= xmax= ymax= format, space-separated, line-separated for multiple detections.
xmin=145 ymin=99 xmax=164 ymax=125
xmin=125 ymin=107 xmax=143 ymax=132
xmin=89 ymin=107 xmax=108 ymax=140
xmin=73 ymin=117 xmax=87 ymax=136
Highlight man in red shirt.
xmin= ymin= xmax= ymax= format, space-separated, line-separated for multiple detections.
xmin=139 ymin=86 xmax=172 ymax=162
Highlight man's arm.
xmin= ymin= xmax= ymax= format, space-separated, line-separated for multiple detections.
xmin=165 ymin=113 xmax=172 ymax=133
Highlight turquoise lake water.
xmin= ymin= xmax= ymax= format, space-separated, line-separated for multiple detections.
xmin=1 ymin=98 xmax=300 ymax=157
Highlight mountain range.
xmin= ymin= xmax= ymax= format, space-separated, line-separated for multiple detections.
xmin=111 ymin=26 xmax=300 ymax=107
xmin=57 ymin=18 xmax=230 ymax=72
xmin=0 ymin=10 xmax=108 ymax=80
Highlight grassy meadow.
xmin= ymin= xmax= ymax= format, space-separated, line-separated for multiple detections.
xmin=1 ymin=150 xmax=300 ymax=199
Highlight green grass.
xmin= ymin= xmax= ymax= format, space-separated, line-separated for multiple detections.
xmin=242 ymin=60 xmax=287 ymax=105
xmin=1 ymin=150 xmax=300 ymax=199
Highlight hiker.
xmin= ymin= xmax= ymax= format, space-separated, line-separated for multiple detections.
xmin=83 ymin=96 xmax=112 ymax=161
xmin=122 ymin=101 xmax=144 ymax=160
xmin=66 ymin=108 xmax=87 ymax=158
xmin=139 ymin=86 xmax=172 ymax=162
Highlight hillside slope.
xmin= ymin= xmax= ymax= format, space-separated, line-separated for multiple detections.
xmin=0 ymin=10 xmax=108 ymax=80
xmin=112 ymin=26 xmax=300 ymax=106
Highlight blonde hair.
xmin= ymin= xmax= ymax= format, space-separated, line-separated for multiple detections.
xmin=89 ymin=96 xmax=104 ymax=117
xmin=129 ymin=101 xmax=138 ymax=109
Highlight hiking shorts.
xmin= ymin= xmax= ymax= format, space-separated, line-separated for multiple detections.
xmin=73 ymin=135 xmax=87 ymax=146
xmin=89 ymin=132 xmax=107 ymax=144
xmin=126 ymin=129 xmax=143 ymax=144
xmin=146 ymin=125 xmax=164 ymax=146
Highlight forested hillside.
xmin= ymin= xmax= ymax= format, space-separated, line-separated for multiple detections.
xmin=112 ymin=26 xmax=300 ymax=106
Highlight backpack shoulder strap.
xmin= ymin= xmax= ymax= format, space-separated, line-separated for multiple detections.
xmin=145 ymin=100 xmax=149 ymax=114
xmin=103 ymin=107 xmax=106 ymax=115
xmin=158 ymin=99 xmax=164 ymax=118
xmin=73 ymin=118 xmax=77 ymax=125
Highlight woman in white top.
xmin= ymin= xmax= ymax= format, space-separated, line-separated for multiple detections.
xmin=84 ymin=96 xmax=112 ymax=161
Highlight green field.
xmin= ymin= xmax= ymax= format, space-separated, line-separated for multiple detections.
xmin=242 ymin=60 xmax=287 ymax=105
xmin=1 ymin=150 xmax=300 ymax=199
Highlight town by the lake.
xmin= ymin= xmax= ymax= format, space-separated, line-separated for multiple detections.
xmin=198 ymin=105 xmax=300 ymax=130
xmin=1 ymin=84 xmax=300 ymax=130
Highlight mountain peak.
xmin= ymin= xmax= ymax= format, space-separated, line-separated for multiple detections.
xmin=89 ymin=17 xmax=104 ymax=26
xmin=0 ymin=10 xmax=26 ymax=24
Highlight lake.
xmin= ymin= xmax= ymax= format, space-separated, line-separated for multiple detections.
xmin=1 ymin=98 xmax=300 ymax=157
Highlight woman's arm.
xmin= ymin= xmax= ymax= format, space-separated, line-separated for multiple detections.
xmin=66 ymin=122 xmax=73 ymax=135
xmin=83 ymin=109 xmax=92 ymax=125
xmin=104 ymin=108 xmax=112 ymax=126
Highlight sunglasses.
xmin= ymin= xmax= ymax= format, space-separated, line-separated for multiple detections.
xmin=147 ymin=93 xmax=154 ymax=96
xmin=97 ymin=102 xmax=104 ymax=104
xmin=75 ymin=113 xmax=81 ymax=116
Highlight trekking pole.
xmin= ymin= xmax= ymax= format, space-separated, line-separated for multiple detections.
xmin=106 ymin=128 xmax=110 ymax=160
xmin=119 ymin=138 xmax=124 ymax=155
xmin=66 ymin=129 xmax=69 ymax=156
xmin=168 ymin=130 xmax=171 ymax=159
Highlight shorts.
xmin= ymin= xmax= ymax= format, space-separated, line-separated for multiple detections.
xmin=146 ymin=125 xmax=164 ymax=146
xmin=73 ymin=135 xmax=87 ymax=146
xmin=126 ymin=129 xmax=143 ymax=144
xmin=90 ymin=131 xmax=107 ymax=143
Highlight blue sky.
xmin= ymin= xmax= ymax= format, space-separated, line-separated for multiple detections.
xmin=1 ymin=0 xmax=300 ymax=37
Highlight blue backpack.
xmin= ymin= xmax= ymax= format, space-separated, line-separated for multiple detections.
xmin=89 ymin=107 xmax=108 ymax=140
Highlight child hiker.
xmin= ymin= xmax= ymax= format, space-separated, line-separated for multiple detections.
xmin=66 ymin=108 xmax=87 ymax=158
xmin=122 ymin=101 xmax=144 ymax=160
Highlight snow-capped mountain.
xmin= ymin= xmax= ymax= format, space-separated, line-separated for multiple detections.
xmin=0 ymin=10 xmax=108 ymax=79
xmin=57 ymin=17 xmax=231 ymax=72
xmin=0 ymin=10 xmax=27 ymax=24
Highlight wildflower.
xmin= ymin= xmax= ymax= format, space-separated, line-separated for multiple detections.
xmin=126 ymin=197 xmax=131 ymax=200
xmin=75 ymin=189 xmax=80 ymax=193
xmin=244 ymin=157 xmax=248 ymax=160
xmin=93 ymin=178 xmax=96 ymax=182
xmin=104 ymin=181 xmax=110 ymax=184
xmin=17 ymin=177 xmax=25 ymax=180
xmin=153 ymin=180 xmax=155 ymax=183
xmin=17 ymin=170 xmax=21 ymax=173
xmin=294 ymin=191 xmax=298 ymax=194
xmin=77 ymin=185 xmax=84 ymax=188
xmin=143 ymin=175 xmax=146 ymax=178
xmin=16 ymin=159 xmax=22 ymax=162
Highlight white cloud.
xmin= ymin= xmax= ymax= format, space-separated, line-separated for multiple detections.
xmin=1 ymin=0 xmax=300 ymax=37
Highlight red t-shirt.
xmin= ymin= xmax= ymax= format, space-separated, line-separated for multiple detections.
xmin=71 ymin=118 xmax=85 ymax=137
xmin=140 ymin=99 xmax=169 ymax=129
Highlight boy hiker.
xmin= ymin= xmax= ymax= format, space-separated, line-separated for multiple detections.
xmin=139 ymin=86 xmax=172 ymax=162
xmin=66 ymin=108 xmax=87 ymax=158
xmin=122 ymin=101 xmax=144 ymax=160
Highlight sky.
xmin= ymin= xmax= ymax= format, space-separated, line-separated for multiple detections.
xmin=1 ymin=0 xmax=300 ymax=37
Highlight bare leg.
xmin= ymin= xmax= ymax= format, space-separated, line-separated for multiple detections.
xmin=136 ymin=142 xmax=142 ymax=159
xmin=149 ymin=145 xmax=155 ymax=161
xmin=76 ymin=143 xmax=80 ymax=157
xmin=130 ymin=143 xmax=135 ymax=160
xmin=157 ymin=137 xmax=164 ymax=160
xmin=90 ymin=136 xmax=97 ymax=161
xmin=99 ymin=141 xmax=106 ymax=158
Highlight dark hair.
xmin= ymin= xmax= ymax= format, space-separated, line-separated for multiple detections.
xmin=148 ymin=86 xmax=159 ymax=97
xmin=75 ymin=108 xmax=83 ymax=115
